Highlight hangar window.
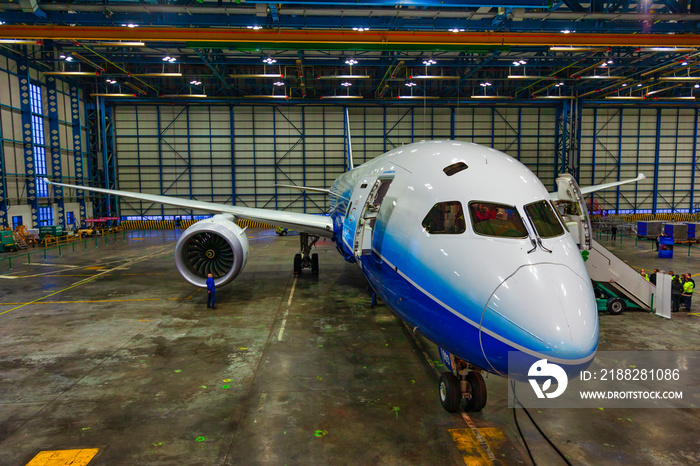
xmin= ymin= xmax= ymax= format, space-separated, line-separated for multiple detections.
xmin=422 ymin=201 xmax=466 ymax=234
xmin=468 ymin=202 xmax=528 ymax=238
xmin=525 ymin=200 xmax=565 ymax=238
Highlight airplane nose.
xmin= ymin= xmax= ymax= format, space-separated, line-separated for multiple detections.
xmin=479 ymin=264 xmax=598 ymax=374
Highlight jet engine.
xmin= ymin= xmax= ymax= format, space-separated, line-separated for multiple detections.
xmin=174 ymin=214 xmax=249 ymax=288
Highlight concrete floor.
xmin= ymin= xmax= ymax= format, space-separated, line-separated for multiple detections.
xmin=0 ymin=229 xmax=698 ymax=465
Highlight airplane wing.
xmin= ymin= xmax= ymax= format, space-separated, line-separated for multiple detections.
xmin=550 ymin=174 xmax=646 ymax=201
xmin=579 ymin=174 xmax=646 ymax=195
xmin=47 ymin=180 xmax=335 ymax=238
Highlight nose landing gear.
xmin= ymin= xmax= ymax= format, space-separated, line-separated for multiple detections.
xmin=438 ymin=352 xmax=488 ymax=412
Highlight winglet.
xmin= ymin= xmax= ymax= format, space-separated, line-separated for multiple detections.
xmin=579 ymin=173 xmax=647 ymax=196
xmin=345 ymin=108 xmax=354 ymax=171
xmin=44 ymin=177 xmax=51 ymax=185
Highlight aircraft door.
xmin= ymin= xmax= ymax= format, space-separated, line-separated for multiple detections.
xmin=555 ymin=174 xmax=592 ymax=251
xmin=354 ymin=178 xmax=393 ymax=258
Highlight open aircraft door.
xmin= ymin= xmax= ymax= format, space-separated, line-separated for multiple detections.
xmin=555 ymin=173 xmax=592 ymax=251
xmin=353 ymin=177 xmax=393 ymax=258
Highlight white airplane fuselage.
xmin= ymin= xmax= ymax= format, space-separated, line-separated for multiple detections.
xmin=329 ymin=140 xmax=598 ymax=376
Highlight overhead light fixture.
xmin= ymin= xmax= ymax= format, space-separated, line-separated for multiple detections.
xmin=121 ymin=23 xmax=138 ymax=28
xmin=682 ymin=61 xmax=689 ymax=66
xmin=449 ymin=28 xmax=465 ymax=33
xmin=318 ymin=75 xmax=370 ymax=79
xmin=44 ymin=71 xmax=100 ymax=76
xmin=243 ymin=95 xmax=289 ymax=99
xmin=273 ymin=81 xmax=285 ymax=86
xmin=189 ymin=80 xmax=201 ymax=85
xmin=162 ymin=56 xmax=177 ymax=63
xmin=229 ymin=74 xmax=284 ymax=78
xmin=94 ymin=41 xmax=145 ymax=47
xmin=622 ymin=83 xmax=628 ymax=87
xmin=397 ymin=95 xmax=439 ymax=99
xmin=470 ymin=95 xmax=510 ymax=99
xmin=410 ymin=75 xmax=459 ymax=80
xmin=605 ymin=96 xmax=645 ymax=100
xmin=507 ymin=75 xmax=558 ymax=80
xmin=320 ymin=95 xmax=363 ymax=99
xmin=607 ymin=60 xmax=614 ymax=64
xmin=646 ymin=87 xmax=679 ymax=96
xmin=0 ymin=39 xmax=41 ymax=45
xmin=247 ymin=25 xmax=262 ymax=30
xmin=638 ymin=47 xmax=697 ymax=52
xmin=423 ymin=59 xmax=437 ymax=66
xmin=550 ymin=46 xmax=602 ymax=51
xmin=90 ymin=93 xmax=136 ymax=97
xmin=695 ymin=84 xmax=700 ymax=89
xmin=561 ymin=29 xmax=574 ymax=34
xmin=580 ymin=75 xmax=625 ymax=79
xmin=341 ymin=82 xmax=352 ymax=87
xmin=352 ymin=27 xmax=369 ymax=32
xmin=132 ymin=73 xmax=182 ymax=77
xmin=479 ymin=82 xmax=492 ymax=87
xmin=106 ymin=79 xmax=117 ymax=84
xmin=637 ymin=83 xmax=643 ymax=87
xmin=664 ymin=96 xmax=696 ymax=100
xmin=405 ymin=82 xmax=417 ymax=87
xmin=345 ymin=58 xmax=358 ymax=66
xmin=65 ymin=56 xmax=74 ymax=62
xmin=0 ymin=21 xmax=5 ymax=26
xmin=162 ymin=94 xmax=208 ymax=98
xmin=536 ymin=96 xmax=575 ymax=99
xmin=263 ymin=57 xmax=277 ymax=65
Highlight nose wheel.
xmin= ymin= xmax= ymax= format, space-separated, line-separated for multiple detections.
xmin=438 ymin=356 xmax=488 ymax=412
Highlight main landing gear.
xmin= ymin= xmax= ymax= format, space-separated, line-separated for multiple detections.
xmin=293 ymin=232 xmax=320 ymax=275
xmin=438 ymin=356 xmax=487 ymax=412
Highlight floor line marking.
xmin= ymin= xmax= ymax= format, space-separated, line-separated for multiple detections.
xmin=0 ymin=246 xmax=170 ymax=317
xmin=278 ymin=309 xmax=289 ymax=341
xmin=287 ymin=276 xmax=298 ymax=306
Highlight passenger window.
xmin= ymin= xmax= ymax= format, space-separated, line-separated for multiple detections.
xmin=422 ymin=201 xmax=466 ymax=234
xmin=525 ymin=200 xmax=565 ymax=238
xmin=468 ymin=202 xmax=528 ymax=238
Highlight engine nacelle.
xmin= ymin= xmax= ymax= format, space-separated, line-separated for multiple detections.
xmin=174 ymin=214 xmax=249 ymax=288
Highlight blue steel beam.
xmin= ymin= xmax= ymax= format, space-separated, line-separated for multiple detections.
xmin=0 ymin=107 xmax=7 ymax=228
xmin=45 ymin=76 xmax=66 ymax=228
xmin=68 ymin=83 xmax=87 ymax=224
xmin=18 ymin=57 xmax=38 ymax=228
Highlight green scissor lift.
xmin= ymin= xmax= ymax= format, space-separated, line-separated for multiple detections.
xmin=0 ymin=230 xmax=18 ymax=252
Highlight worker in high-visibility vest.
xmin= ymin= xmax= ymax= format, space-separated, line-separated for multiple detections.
xmin=682 ymin=274 xmax=695 ymax=311
xmin=640 ymin=269 xmax=650 ymax=282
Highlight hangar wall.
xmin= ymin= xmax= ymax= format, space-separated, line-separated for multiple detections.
xmin=113 ymin=104 xmax=700 ymax=217
xmin=0 ymin=53 xmax=91 ymax=229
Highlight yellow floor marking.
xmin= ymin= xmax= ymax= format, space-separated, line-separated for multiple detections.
xmin=478 ymin=427 xmax=509 ymax=454
xmin=688 ymin=313 xmax=700 ymax=317
xmin=26 ymin=448 xmax=99 ymax=466
xmin=0 ymin=298 xmax=162 ymax=305
xmin=84 ymin=266 xmax=106 ymax=270
xmin=449 ymin=429 xmax=492 ymax=465
xmin=184 ymin=288 xmax=201 ymax=300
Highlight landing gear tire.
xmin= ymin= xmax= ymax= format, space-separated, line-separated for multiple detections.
xmin=463 ymin=371 xmax=487 ymax=412
xmin=293 ymin=253 xmax=302 ymax=274
xmin=607 ymin=297 xmax=626 ymax=315
xmin=311 ymin=253 xmax=319 ymax=275
xmin=439 ymin=372 xmax=461 ymax=412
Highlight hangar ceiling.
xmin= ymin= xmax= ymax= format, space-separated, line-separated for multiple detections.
xmin=1 ymin=1 xmax=700 ymax=102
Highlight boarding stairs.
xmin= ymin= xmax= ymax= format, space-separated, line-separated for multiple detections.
xmin=585 ymin=239 xmax=654 ymax=311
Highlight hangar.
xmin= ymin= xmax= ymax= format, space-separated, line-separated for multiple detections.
xmin=0 ymin=1 xmax=699 ymax=465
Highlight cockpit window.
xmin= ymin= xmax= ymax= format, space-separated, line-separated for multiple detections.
xmin=422 ymin=201 xmax=466 ymax=234
xmin=468 ymin=202 xmax=528 ymax=238
xmin=525 ymin=200 xmax=565 ymax=238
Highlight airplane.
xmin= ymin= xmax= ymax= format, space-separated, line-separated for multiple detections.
xmin=47 ymin=138 xmax=645 ymax=413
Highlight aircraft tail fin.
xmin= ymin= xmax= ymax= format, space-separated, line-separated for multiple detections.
xmin=345 ymin=107 xmax=354 ymax=171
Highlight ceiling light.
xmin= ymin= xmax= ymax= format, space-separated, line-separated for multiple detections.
xmin=163 ymin=56 xmax=171 ymax=61
xmin=561 ymin=29 xmax=573 ymax=34
xmin=470 ymin=95 xmax=510 ymax=99
xmin=410 ymin=75 xmax=459 ymax=80
xmin=397 ymin=95 xmax=439 ymax=99
xmin=274 ymin=81 xmax=284 ymax=86
xmin=0 ymin=22 xmax=5 ymax=26
xmin=607 ymin=60 xmax=614 ymax=64
xmin=121 ymin=23 xmax=138 ymax=28
xmin=65 ymin=56 xmax=74 ymax=62
xmin=341 ymin=82 xmax=352 ymax=87
xmin=600 ymin=63 xmax=607 ymax=68
xmin=622 ymin=83 xmax=628 ymax=87
xmin=263 ymin=57 xmax=277 ymax=65
xmin=90 ymin=93 xmax=136 ymax=97
xmin=44 ymin=71 xmax=99 ymax=76
xmin=317 ymin=75 xmax=370 ymax=79
xmin=162 ymin=94 xmax=208 ymax=98
xmin=59 ymin=54 xmax=66 ymax=59
xmin=695 ymin=84 xmax=700 ymax=88
xmin=247 ymin=25 xmax=262 ymax=30
xmin=479 ymin=82 xmax=492 ymax=87
xmin=449 ymin=28 xmax=465 ymax=33
xmin=190 ymin=80 xmax=202 ymax=85
xmin=519 ymin=60 xmax=527 ymax=65
xmin=132 ymin=73 xmax=183 ymax=77
xmin=345 ymin=59 xmax=358 ymax=66
xmin=405 ymin=82 xmax=417 ymax=87
xmin=550 ymin=46 xmax=601 ymax=51
xmin=581 ymin=75 xmax=625 ymax=79
xmin=682 ymin=61 xmax=689 ymax=66
xmin=320 ymin=95 xmax=364 ymax=99
xmin=513 ymin=61 xmax=520 ymax=66
xmin=605 ymin=96 xmax=645 ymax=100
xmin=94 ymin=41 xmax=145 ymax=47
xmin=637 ymin=83 xmax=643 ymax=87
xmin=230 ymin=73 xmax=285 ymax=78
xmin=352 ymin=27 xmax=369 ymax=32
xmin=638 ymin=47 xmax=697 ymax=52
xmin=507 ymin=75 xmax=557 ymax=80
xmin=423 ymin=59 xmax=437 ymax=66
